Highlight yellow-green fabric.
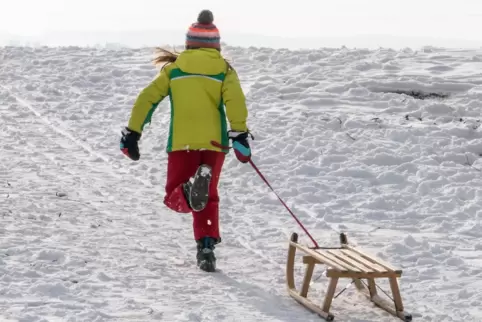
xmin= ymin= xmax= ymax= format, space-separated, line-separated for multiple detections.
xmin=127 ymin=48 xmax=248 ymax=153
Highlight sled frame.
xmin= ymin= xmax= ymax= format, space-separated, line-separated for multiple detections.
xmin=286 ymin=232 xmax=412 ymax=321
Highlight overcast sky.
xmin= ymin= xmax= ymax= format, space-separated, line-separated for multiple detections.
xmin=1 ymin=0 xmax=482 ymax=48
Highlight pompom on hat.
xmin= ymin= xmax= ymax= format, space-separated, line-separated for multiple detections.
xmin=185 ymin=10 xmax=221 ymax=51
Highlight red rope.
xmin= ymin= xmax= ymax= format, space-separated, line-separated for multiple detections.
xmin=211 ymin=141 xmax=319 ymax=248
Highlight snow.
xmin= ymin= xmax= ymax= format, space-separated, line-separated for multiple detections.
xmin=1 ymin=45 xmax=482 ymax=321
xmin=200 ymin=165 xmax=212 ymax=178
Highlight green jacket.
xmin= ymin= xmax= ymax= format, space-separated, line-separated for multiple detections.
xmin=127 ymin=48 xmax=248 ymax=152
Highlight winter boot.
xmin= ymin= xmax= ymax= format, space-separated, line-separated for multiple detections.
xmin=182 ymin=181 xmax=192 ymax=209
xmin=196 ymin=237 xmax=217 ymax=272
xmin=188 ymin=164 xmax=212 ymax=212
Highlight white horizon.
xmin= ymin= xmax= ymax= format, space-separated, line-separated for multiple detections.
xmin=2 ymin=30 xmax=481 ymax=51
xmin=2 ymin=0 xmax=482 ymax=49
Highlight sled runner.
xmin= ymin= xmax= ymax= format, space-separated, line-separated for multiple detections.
xmin=286 ymin=232 xmax=412 ymax=321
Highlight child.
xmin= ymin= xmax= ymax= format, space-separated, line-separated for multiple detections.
xmin=120 ymin=9 xmax=252 ymax=272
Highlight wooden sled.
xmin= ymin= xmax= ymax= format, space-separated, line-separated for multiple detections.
xmin=286 ymin=232 xmax=412 ymax=321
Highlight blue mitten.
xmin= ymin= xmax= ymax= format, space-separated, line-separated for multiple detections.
xmin=228 ymin=131 xmax=253 ymax=163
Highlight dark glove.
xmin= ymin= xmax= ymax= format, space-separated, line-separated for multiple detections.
xmin=120 ymin=127 xmax=141 ymax=161
xmin=228 ymin=130 xmax=253 ymax=163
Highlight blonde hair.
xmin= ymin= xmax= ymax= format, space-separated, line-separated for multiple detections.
xmin=152 ymin=47 xmax=179 ymax=68
xmin=152 ymin=47 xmax=234 ymax=71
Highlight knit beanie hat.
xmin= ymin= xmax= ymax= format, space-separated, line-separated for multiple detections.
xmin=185 ymin=10 xmax=221 ymax=50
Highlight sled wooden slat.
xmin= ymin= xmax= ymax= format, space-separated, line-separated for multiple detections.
xmin=325 ymin=271 xmax=401 ymax=279
xmin=286 ymin=232 xmax=412 ymax=322
xmin=342 ymin=244 xmax=400 ymax=273
xmin=302 ymin=251 xmax=385 ymax=275
xmin=317 ymin=250 xmax=363 ymax=273
xmin=326 ymin=250 xmax=371 ymax=273
xmin=338 ymin=249 xmax=387 ymax=272
xmin=292 ymin=243 xmax=346 ymax=271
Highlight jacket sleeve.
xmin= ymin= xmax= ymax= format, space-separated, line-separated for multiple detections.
xmin=222 ymin=69 xmax=248 ymax=132
xmin=127 ymin=66 xmax=170 ymax=133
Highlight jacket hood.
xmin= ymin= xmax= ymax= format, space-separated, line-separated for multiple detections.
xmin=176 ymin=48 xmax=227 ymax=75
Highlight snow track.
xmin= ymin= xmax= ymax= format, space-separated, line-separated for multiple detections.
xmin=0 ymin=83 xmax=320 ymax=321
xmin=1 ymin=45 xmax=482 ymax=321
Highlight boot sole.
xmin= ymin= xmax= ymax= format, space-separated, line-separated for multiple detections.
xmin=190 ymin=164 xmax=212 ymax=212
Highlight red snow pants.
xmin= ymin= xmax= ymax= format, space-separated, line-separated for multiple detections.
xmin=163 ymin=150 xmax=225 ymax=241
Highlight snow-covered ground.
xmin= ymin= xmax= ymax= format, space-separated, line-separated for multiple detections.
xmin=1 ymin=45 xmax=482 ymax=322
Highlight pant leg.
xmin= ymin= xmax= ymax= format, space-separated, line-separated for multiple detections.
xmin=192 ymin=150 xmax=225 ymax=241
xmin=164 ymin=150 xmax=200 ymax=213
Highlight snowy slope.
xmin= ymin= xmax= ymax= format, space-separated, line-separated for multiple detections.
xmin=1 ymin=45 xmax=482 ymax=322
